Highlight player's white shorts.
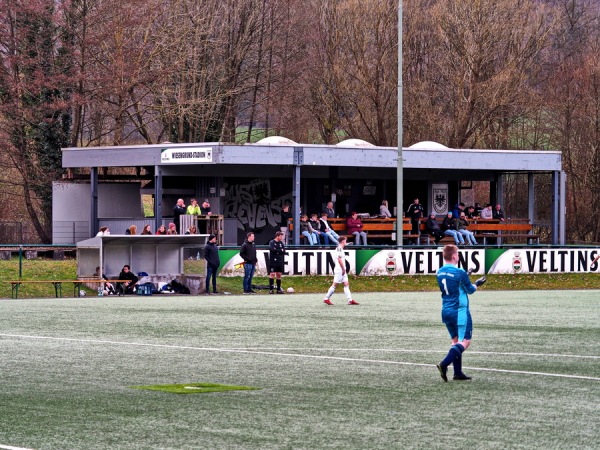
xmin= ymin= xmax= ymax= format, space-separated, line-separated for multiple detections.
xmin=333 ymin=271 xmax=348 ymax=284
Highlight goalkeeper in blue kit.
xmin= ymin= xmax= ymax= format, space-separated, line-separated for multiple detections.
xmin=435 ymin=245 xmax=486 ymax=381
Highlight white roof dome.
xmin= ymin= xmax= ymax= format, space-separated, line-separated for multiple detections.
xmin=336 ymin=139 xmax=375 ymax=147
xmin=408 ymin=141 xmax=449 ymax=150
xmin=254 ymin=136 xmax=298 ymax=145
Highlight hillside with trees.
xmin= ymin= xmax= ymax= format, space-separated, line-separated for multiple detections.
xmin=0 ymin=0 xmax=598 ymax=243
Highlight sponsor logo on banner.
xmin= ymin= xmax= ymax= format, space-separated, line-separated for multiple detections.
xmin=219 ymin=250 xmax=356 ymax=276
xmin=489 ymin=248 xmax=600 ymax=273
xmin=512 ymin=251 xmax=522 ymax=272
xmin=360 ymin=250 xmax=484 ymax=275
xmin=386 ymin=252 xmax=396 ymax=274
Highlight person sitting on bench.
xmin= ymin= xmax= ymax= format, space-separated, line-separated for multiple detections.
xmin=117 ymin=265 xmax=138 ymax=295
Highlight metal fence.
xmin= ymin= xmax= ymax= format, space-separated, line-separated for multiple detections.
xmin=0 ymin=222 xmax=23 ymax=244
xmin=53 ymin=221 xmax=90 ymax=245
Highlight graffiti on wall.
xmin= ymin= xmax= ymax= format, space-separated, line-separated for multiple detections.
xmin=223 ymin=178 xmax=292 ymax=232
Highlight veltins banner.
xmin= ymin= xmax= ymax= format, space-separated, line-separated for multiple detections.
xmin=487 ymin=248 xmax=600 ymax=274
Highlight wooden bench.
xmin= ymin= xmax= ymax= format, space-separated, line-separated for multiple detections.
xmin=416 ymin=218 xmax=539 ymax=246
xmin=8 ymin=279 xmax=128 ymax=299
xmin=468 ymin=222 xmax=539 ymax=245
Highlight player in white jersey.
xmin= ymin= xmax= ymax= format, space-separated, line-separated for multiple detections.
xmin=323 ymin=236 xmax=359 ymax=306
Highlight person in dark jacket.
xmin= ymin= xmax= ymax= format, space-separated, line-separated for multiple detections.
xmin=173 ymin=198 xmax=186 ymax=233
xmin=240 ymin=232 xmax=257 ymax=294
xmin=204 ymin=234 xmax=220 ymax=294
xmin=493 ymin=204 xmax=505 ymax=222
xmin=441 ymin=212 xmax=464 ymax=245
xmin=406 ymin=198 xmax=425 ymax=235
xmin=117 ymin=265 xmax=138 ymax=295
xmin=279 ymin=204 xmax=292 ymax=245
xmin=425 ymin=212 xmax=445 ymax=244
xmin=268 ymin=231 xmax=286 ymax=294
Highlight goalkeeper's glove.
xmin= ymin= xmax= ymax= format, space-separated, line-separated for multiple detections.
xmin=467 ymin=268 xmax=474 ymax=275
xmin=474 ymin=276 xmax=487 ymax=287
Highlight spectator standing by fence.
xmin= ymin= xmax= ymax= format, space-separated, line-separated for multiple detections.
xmin=240 ymin=232 xmax=257 ymax=294
xmin=204 ymin=234 xmax=220 ymax=294
xmin=279 ymin=204 xmax=292 ymax=245
xmin=173 ymin=199 xmax=186 ymax=233
xmin=186 ymin=199 xmax=201 ymax=215
xmin=406 ymin=198 xmax=424 ymax=236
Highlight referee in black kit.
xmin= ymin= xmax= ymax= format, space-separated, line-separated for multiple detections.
xmin=268 ymin=231 xmax=286 ymax=294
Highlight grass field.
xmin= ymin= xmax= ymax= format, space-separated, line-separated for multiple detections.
xmin=0 ymin=291 xmax=598 ymax=449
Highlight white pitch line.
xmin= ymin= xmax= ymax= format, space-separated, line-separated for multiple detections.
xmin=0 ymin=445 xmax=35 ymax=450
xmin=1 ymin=333 xmax=599 ymax=382
xmin=225 ymin=348 xmax=600 ymax=359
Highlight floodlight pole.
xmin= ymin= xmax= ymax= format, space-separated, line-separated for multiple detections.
xmin=397 ymin=0 xmax=404 ymax=247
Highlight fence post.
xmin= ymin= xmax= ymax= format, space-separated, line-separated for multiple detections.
xmin=19 ymin=246 xmax=23 ymax=278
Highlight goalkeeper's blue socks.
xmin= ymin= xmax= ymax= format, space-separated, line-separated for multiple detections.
xmin=440 ymin=343 xmax=465 ymax=368
xmin=453 ymin=354 xmax=462 ymax=375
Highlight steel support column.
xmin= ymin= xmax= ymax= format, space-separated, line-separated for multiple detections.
xmin=559 ymin=170 xmax=566 ymax=245
xmin=154 ymin=165 xmax=163 ymax=231
xmin=551 ymin=171 xmax=559 ymax=245
xmin=292 ymin=147 xmax=303 ymax=245
xmin=90 ymin=167 xmax=98 ymax=237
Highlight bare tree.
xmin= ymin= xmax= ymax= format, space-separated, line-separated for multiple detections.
xmin=425 ymin=0 xmax=555 ymax=148
xmin=0 ymin=0 xmax=75 ymax=242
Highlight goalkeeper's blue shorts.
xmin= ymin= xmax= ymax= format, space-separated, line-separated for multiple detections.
xmin=443 ymin=310 xmax=473 ymax=341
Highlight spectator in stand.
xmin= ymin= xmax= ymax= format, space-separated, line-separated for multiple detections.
xmin=442 ymin=212 xmax=464 ymax=245
xmin=319 ymin=212 xmax=340 ymax=245
xmin=493 ymin=204 xmax=505 ymax=221
xmin=474 ymin=203 xmax=483 ymax=217
xmin=310 ymin=213 xmax=330 ymax=245
xmin=141 ymin=224 xmax=152 ymax=235
xmin=155 ymin=225 xmax=167 ymax=235
xmin=380 ymin=200 xmax=392 ymax=218
xmin=457 ymin=212 xmax=478 ymax=245
xmin=299 ymin=214 xmax=318 ymax=245
xmin=186 ymin=199 xmax=201 ymax=215
xmin=426 ymin=212 xmax=445 ymax=244
xmin=347 ymin=212 xmax=367 ymax=246
xmin=173 ymin=199 xmax=186 ymax=233
xmin=452 ymin=202 xmax=465 ymax=219
xmin=128 ymin=224 xmax=137 ymax=235
xmin=325 ymin=201 xmax=336 ymax=218
xmin=167 ymin=223 xmax=178 ymax=235
xmin=200 ymin=199 xmax=212 ymax=215
xmin=480 ymin=204 xmax=493 ymax=219
xmin=406 ymin=198 xmax=424 ymax=235
xmin=96 ymin=226 xmax=110 ymax=236
xmin=185 ymin=225 xmax=197 ymax=234
xmin=465 ymin=205 xmax=478 ymax=219
xmin=279 ymin=203 xmax=292 ymax=245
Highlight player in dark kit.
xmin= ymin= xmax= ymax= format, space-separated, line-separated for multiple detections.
xmin=435 ymin=245 xmax=486 ymax=381
xmin=268 ymin=231 xmax=286 ymax=294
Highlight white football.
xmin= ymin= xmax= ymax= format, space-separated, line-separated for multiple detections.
xmin=286 ymin=287 xmax=295 ymax=293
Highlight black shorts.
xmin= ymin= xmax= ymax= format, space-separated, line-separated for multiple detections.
xmin=269 ymin=263 xmax=284 ymax=273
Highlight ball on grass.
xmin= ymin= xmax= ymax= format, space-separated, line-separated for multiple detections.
xmin=286 ymin=287 xmax=295 ymax=293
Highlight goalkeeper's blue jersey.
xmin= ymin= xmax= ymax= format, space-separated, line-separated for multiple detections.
xmin=436 ymin=263 xmax=476 ymax=318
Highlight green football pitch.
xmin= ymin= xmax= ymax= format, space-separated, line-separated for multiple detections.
xmin=0 ymin=291 xmax=598 ymax=449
